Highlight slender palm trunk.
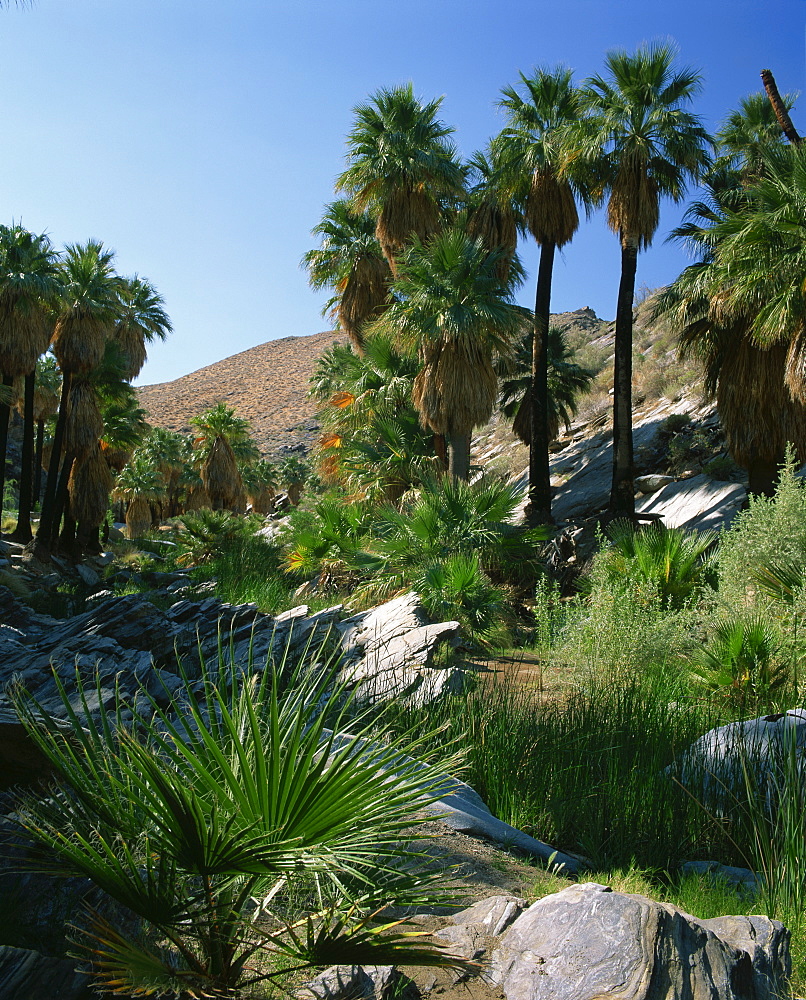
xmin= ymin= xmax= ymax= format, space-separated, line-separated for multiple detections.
xmin=32 ymin=371 xmax=72 ymax=554
xmin=52 ymin=451 xmax=75 ymax=553
xmin=34 ymin=418 xmax=44 ymax=508
xmin=10 ymin=372 xmax=36 ymax=542
xmin=609 ymin=239 xmax=638 ymax=516
xmin=748 ymin=456 xmax=780 ymax=498
xmin=526 ymin=242 xmax=556 ymax=526
xmin=447 ymin=431 xmax=471 ymax=481
xmin=0 ymin=373 xmax=12 ymax=531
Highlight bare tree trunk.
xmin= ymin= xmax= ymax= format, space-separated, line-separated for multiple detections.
xmin=51 ymin=451 xmax=75 ymax=555
xmin=609 ymin=239 xmax=638 ymax=516
xmin=10 ymin=372 xmax=36 ymax=542
xmin=447 ymin=431 xmax=471 ymax=481
xmin=33 ymin=418 xmax=44 ymax=508
xmin=525 ymin=242 xmax=556 ymax=526
xmin=0 ymin=373 xmax=12 ymax=532
xmin=747 ymin=455 xmax=780 ymax=498
xmin=761 ymin=69 xmax=801 ymax=145
xmin=31 ymin=371 xmax=72 ymax=556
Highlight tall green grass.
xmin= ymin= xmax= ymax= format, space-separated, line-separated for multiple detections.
xmin=386 ymin=677 xmax=737 ymax=870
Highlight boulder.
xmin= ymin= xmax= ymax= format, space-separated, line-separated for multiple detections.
xmin=0 ymin=946 xmax=91 ymax=1000
xmin=675 ymin=709 xmax=806 ymax=813
xmin=295 ymin=964 xmax=399 ymax=1000
xmin=491 ymin=882 xmax=790 ymax=1000
xmin=635 ymin=474 xmax=675 ymax=495
xmin=637 ymin=473 xmax=746 ymax=532
xmin=338 ymin=592 xmax=463 ymax=705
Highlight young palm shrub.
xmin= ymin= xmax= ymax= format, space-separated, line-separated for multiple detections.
xmin=172 ymin=508 xmax=256 ymax=567
xmin=593 ymin=520 xmax=718 ymax=608
xmin=365 ymin=474 xmax=547 ymax=588
xmin=415 ymin=552 xmax=511 ymax=650
xmin=10 ymin=649 xmax=467 ymax=997
xmin=285 ymin=497 xmax=372 ymax=584
xmin=689 ymin=615 xmax=788 ymax=711
xmin=279 ymin=456 xmax=308 ymax=506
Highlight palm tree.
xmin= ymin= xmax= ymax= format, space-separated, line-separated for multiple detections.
xmin=0 ymin=226 xmax=61 ymax=539
xmin=302 ymin=200 xmax=392 ymax=352
xmin=499 ymin=325 xmax=595 ymax=443
xmin=113 ymin=274 xmax=171 ymax=380
xmin=377 ymin=228 xmax=529 ymax=480
xmin=19 ymin=354 xmax=61 ymax=514
xmin=336 ymin=83 xmax=466 ymax=275
xmin=580 ymin=43 xmax=711 ymax=515
xmin=496 ymin=67 xmax=584 ymax=523
xmin=112 ymin=449 xmax=166 ymax=539
xmin=32 ymin=240 xmax=121 ymax=556
xmin=659 ymin=139 xmax=806 ymax=495
xmin=191 ymin=402 xmax=258 ymax=511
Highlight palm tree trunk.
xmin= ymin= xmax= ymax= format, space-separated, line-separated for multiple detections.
xmin=526 ymin=242 xmax=556 ymax=526
xmin=0 ymin=373 xmax=12 ymax=531
xmin=33 ymin=371 xmax=72 ymax=554
xmin=34 ymin=418 xmax=44 ymax=508
xmin=52 ymin=451 xmax=75 ymax=553
xmin=609 ymin=239 xmax=638 ymax=516
xmin=447 ymin=431 xmax=471 ymax=481
xmin=761 ymin=69 xmax=801 ymax=146
xmin=10 ymin=371 xmax=36 ymax=542
xmin=748 ymin=456 xmax=780 ymax=498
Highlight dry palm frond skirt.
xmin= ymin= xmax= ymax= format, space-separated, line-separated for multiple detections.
xmin=413 ymin=340 xmax=499 ymax=436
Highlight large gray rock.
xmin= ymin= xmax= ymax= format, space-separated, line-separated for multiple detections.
xmin=676 ymin=708 xmax=806 ymax=811
xmin=491 ymin=882 xmax=790 ymax=1000
xmin=637 ymin=473 xmax=746 ymax=531
xmin=338 ymin=592 xmax=463 ymax=705
xmin=0 ymin=946 xmax=91 ymax=1000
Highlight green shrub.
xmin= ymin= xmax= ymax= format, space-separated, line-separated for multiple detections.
xmin=415 ymin=553 xmax=510 ymax=650
xmin=718 ymin=451 xmax=806 ymax=611
xmin=11 ymin=648 xmax=468 ymax=996
xmin=587 ymin=521 xmax=717 ymax=610
xmin=689 ymin=615 xmax=790 ymax=712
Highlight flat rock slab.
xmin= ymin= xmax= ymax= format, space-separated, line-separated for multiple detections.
xmin=637 ymin=473 xmax=746 ymax=531
xmin=0 ymin=946 xmax=91 ymax=1000
xmin=491 ymin=882 xmax=790 ymax=1000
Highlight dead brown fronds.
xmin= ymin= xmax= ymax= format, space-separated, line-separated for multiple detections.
xmin=202 ymin=436 xmax=242 ymax=510
xmin=69 ymin=443 xmax=114 ymax=527
xmin=413 ymin=340 xmax=499 ymax=436
xmin=377 ymin=187 xmax=442 ymax=274
xmin=526 ymin=171 xmax=579 ymax=248
xmin=338 ymin=253 xmax=392 ymax=351
xmin=0 ymin=293 xmax=52 ymax=375
xmin=607 ymin=161 xmax=659 ymax=249
xmin=65 ymin=379 xmax=103 ymax=460
xmin=125 ymin=496 xmax=152 ymax=540
xmin=53 ymin=311 xmax=109 ymax=373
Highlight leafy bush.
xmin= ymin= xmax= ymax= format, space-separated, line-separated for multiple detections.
xmin=718 ymin=451 xmax=806 ymax=610
xmin=11 ymin=648 xmax=467 ymax=996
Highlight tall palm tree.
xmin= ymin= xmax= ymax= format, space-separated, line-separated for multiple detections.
xmin=32 ymin=240 xmax=122 ymax=556
xmin=655 ymin=112 xmax=806 ymax=495
xmin=190 ymin=402 xmax=258 ymax=511
xmin=580 ymin=43 xmax=711 ymax=515
xmin=113 ymin=275 xmax=172 ymax=380
xmin=336 ymin=83 xmax=466 ymax=275
xmin=19 ymin=354 xmax=61 ymax=514
xmin=0 ymin=226 xmax=61 ymax=539
xmin=302 ymin=200 xmax=392 ymax=352
xmin=377 ymin=228 xmax=529 ymax=480
xmin=497 ymin=67 xmax=584 ymax=524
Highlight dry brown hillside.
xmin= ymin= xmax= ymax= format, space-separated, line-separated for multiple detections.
xmin=137 ymin=308 xmax=615 ymax=460
xmin=137 ymin=330 xmax=348 ymax=458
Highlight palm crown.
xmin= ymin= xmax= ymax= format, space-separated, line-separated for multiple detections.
xmin=336 ymin=83 xmax=466 ymax=269
xmin=581 ymin=42 xmax=711 ymax=249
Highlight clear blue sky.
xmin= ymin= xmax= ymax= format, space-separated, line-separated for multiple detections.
xmin=0 ymin=0 xmax=802 ymax=385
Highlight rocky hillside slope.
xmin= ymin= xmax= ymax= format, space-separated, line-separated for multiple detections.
xmin=137 ymin=309 xmax=614 ymax=460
